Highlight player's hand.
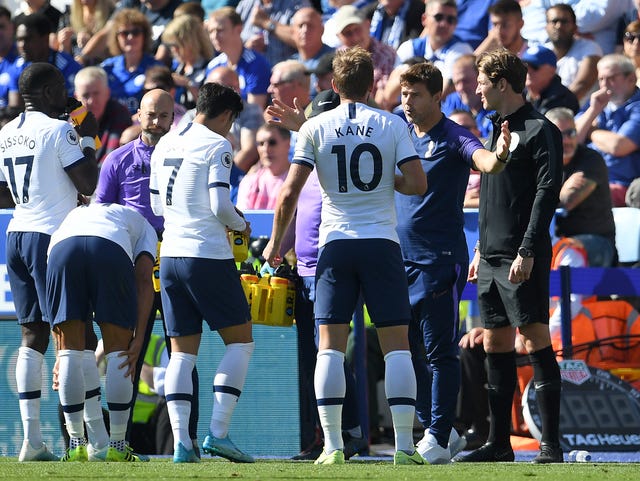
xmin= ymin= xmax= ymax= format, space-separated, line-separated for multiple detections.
xmin=75 ymin=110 xmax=99 ymax=139
xmin=266 ymin=98 xmax=306 ymax=131
xmin=508 ymin=255 xmax=534 ymax=284
xmin=262 ymin=239 xmax=282 ymax=268
xmin=467 ymin=249 xmax=480 ymax=283
xmin=117 ymin=337 xmax=144 ymax=380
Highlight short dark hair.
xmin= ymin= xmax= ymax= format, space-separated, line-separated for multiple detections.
xmin=476 ymin=48 xmax=527 ymax=94
xmin=196 ymin=82 xmax=243 ymax=119
xmin=144 ymin=65 xmax=175 ymax=90
xmin=400 ymin=62 xmax=443 ymax=96
xmin=17 ymin=12 xmax=53 ymax=36
xmin=0 ymin=6 xmax=11 ymax=21
xmin=19 ymin=62 xmax=64 ymax=96
xmin=489 ymin=0 xmax=522 ymax=17
xmin=546 ymin=4 xmax=576 ymax=24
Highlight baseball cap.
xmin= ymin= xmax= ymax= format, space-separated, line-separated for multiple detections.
xmin=307 ymin=89 xmax=341 ymax=118
xmin=521 ymin=45 xmax=557 ymax=69
xmin=334 ymin=5 xmax=363 ymax=34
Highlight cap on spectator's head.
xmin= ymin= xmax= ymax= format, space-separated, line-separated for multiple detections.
xmin=334 ymin=5 xmax=363 ymax=34
xmin=310 ymin=52 xmax=335 ymax=77
xmin=308 ymin=89 xmax=340 ymax=118
xmin=521 ymin=45 xmax=557 ymax=69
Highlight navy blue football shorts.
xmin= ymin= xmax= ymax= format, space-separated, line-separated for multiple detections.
xmin=314 ymin=238 xmax=411 ymax=327
xmin=160 ymin=257 xmax=250 ymax=337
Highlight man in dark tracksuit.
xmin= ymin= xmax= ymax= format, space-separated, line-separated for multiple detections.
xmin=456 ymin=49 xmax=564 ymax=464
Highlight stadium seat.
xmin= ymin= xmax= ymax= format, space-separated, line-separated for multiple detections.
xmin=613 ymin=207 xmax=640 ymax=264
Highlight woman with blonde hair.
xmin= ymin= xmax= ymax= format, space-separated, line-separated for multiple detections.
xmin=57 ymin=0 xmax=114 ymax=62
xmin=162 ymin=14 xmax=215 ymax=109
xmin=100 ymin=9 xmax=161 ymax=114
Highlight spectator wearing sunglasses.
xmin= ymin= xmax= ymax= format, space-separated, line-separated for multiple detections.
xmin=385 ymin=0 xmax=471 ymax=106
xmin=236 ymin=124 xmax=291 ymax=210
xmin=100 ymin=9 xmax=161 ymax=115
xmin=545 ymin=107 xmax=616 ymax=267
xmin=622 ymin=20 xmax=640 ymax=89
xmin=523 ymin=45 xmax=579 ymax=116
xmin=544 ymin=3 xmax=601 ymax=107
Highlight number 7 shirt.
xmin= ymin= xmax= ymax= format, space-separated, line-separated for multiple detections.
xmin=293 ymin=102 xmax=419 ymax=248
xmin=0 ymin=111 xmax=85 ymax=234
xmin=149 ymin=121 xmax=245 ymax=260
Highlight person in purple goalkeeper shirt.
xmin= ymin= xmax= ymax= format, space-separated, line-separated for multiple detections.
xmin=94 ymin=88 xmax=201 ymax=454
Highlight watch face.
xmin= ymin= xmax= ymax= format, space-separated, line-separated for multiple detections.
xmin=522 ymin=360 xmax=640 ymax=452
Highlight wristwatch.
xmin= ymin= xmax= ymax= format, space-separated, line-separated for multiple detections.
xmin=518 ymin=246 xmax=535 ymax=258
xmin=266 ymin=21 xmax=276 ymax=33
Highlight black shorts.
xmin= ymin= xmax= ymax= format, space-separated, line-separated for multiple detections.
xmin=477 ymin=256 xmax=550 ymax=329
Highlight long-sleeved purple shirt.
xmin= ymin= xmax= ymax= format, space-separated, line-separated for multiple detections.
xmin=94 ymin=137 xmax=164 ymax=234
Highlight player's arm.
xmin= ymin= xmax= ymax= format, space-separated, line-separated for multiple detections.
xmin=395 ymin=157 xmax=427 ymax=195
xmin=119 ymin=252 xmax=154 ymax=378
xmin=472 ymin=120 xmax=511 ymax=173
xmin=263 ymin=163 xmax=312 ymax=266
xmin=0 ymin=183 xmax=16 ymax=208
xmin=210 ymin=184 xmax=248 ymax=234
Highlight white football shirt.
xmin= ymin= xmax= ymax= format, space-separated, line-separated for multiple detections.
xmin=0 ymin=111 xmax=86 ymax=234
xmin=294 ymin=102 xmax=419 ymax=247
xmin=150 ymin=122 xmax=246 ymax=259
xmin=49 ymin=203 xmax=157 ymax=263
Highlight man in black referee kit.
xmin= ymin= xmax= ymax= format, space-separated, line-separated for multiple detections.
xmin=456 ymin=48 xmax=564 ymax=464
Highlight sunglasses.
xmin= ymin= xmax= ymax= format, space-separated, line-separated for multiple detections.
xmin=624 ymin=31 xmax=640 ymax=43
xmin=258 ymin=139 xmax=278 ymax=146
xmin=117 ymin=28 xmax=143 ymax=38
xmin=561 ymin=128 xmax=577 ymax=138
xmin=432 ymin=13 xmax=457 ymax=25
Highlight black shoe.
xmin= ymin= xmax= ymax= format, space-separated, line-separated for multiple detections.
xmin=343 ymin=433 xmax=368 ymax=459
xmin=463 ymin=429 xmax=488 ymax=451
xmin=291 ymin=442 xmax=323 ymax=460
xmin=453 ymin=442 xmax=515 ymax=462
xmin=532 ymin=442 xmax=563 ymax=464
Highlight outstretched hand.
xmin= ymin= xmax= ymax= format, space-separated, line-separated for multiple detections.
xmin=495 ymin=120 xmax=511 ymax=161
xmin=265 ymin=98 xmax=306 ymax=132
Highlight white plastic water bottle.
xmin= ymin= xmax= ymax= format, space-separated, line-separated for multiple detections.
xmin=568 ymin=450 xmax=591 ymax=462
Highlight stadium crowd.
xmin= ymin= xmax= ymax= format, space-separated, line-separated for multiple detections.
xmin=1 ymin=0 xmax=639 ymax=467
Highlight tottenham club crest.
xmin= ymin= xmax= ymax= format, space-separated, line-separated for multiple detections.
xmin=66 ymin=130 xmax=79 ymax=145
xmin=221 ymin=152 xmax=232 ymax=168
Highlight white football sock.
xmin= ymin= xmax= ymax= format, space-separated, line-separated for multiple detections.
xmin=314 ymin=349 xmax=345 ymax=453
xmin=165 ymin=351 xmax=196 ymax=451
xmin=384 ymin=350 xmax=417 ymax=453
xmin=58 ymin=349 xmax=86 ymax=440
xmin=105 ymin=351 xmax=132 ymax=445
xmin=83 ymin=350 xmax=108 ymax=449
xmin=16 ymin=347 xmax=44 ymax=445
xmin=210 ymin=342 xmax=254 ymax=438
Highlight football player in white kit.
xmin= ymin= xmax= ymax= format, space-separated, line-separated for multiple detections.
xmin=263 ymin=47 xmax=428 ymax=465
xmin=0 ymin=63 xmax=98 ymax=462
xmin=149 ymin=82 xmax=254 ymax=464
xmin=46 ymin=203 xmax=156 ymax=462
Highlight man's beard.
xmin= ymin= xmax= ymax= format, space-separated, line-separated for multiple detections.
xmin=143 ymin=128 xmax=168 ymax=144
